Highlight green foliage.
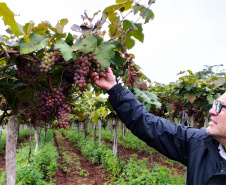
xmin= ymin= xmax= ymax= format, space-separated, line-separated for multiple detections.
xmin=0 ymin=170 xmax=6 ymax=185
xmin=0 ymin=129 xmax=6 ymax=151
xmin=15 ymin=129 xmax=58 ymax=184
xmin=18 ymin=33 xmax=49 ymax=54
xmin=149 ymin=65 xmax=226 ymax=127
xmin=54 ymin=130 xmax=89 ymax=177
xmin=87 ymin=127 xmax=156 ymax=154
xmin=0 ymin=129 xmax=30 ymax=151
xmin=53 ymin=40 xmax=74 ymax=61
xmin=0 ymin=3 xmax=19 ymax=37
xmin=61 ymin=129 xmax=125 ymax=178
xmin=0 ymin=1 xmax=156 ymax=129
xmin=114 ymin=155 xmax=185 ymax=185
xmin=94 ymin=41 xmax=116 ymax=69
xmin=133 ymin=88 xmax=161 ymax=111
xmin=62 ymin=129 xmax=184 ymax=184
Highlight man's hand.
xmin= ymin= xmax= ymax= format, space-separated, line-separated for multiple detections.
xmin=90 ymin=67 xmax=117 ymax=91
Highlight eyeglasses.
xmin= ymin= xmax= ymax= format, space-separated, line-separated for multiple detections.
xmin=212 ymin=100 xmax=226 ymax=113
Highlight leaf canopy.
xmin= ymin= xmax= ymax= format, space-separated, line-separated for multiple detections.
xmin=18 ymin=33 xmax=49 ymax=54
xmin=0 ymin=3 xmax=19 ymax=36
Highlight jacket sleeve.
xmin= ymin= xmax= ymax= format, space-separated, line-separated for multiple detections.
xmin=107 ymin=84 xmax=201 ymax=166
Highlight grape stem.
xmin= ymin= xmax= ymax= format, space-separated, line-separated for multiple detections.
xmin=47 ymin=73 xmax=55 ymax=97
xmin=19 ymin=55 xmax=39 ymax=63
xmin=0 ymin=75 xmax=12 ymax=81
xmin=30 ymin=53 xmax=41 ymax=61
xmin=0 ymin=63 xmax=15 ymax=72
xmin=67 ymin=88 xmax=85 ymax=103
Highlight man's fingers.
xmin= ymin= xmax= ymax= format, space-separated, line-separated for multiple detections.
xmin=92 ymin=75 xmax=99 ymax=83
xmin=105 ymin=67 xmax=112 ymax=73
xmin=90 ymin=72 xmax=98 ymax=80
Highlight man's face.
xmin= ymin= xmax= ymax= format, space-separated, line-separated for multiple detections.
xmin=207 ymin=92 xmax=226 ymax=140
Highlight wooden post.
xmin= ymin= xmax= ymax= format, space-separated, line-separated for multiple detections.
xmin=98 ymin=119 xmax=102 ymax=144
xmin=6 ymin=115 xmax=19 ymax=185
xmin=113 ymin=118 xmax=118 ymax=156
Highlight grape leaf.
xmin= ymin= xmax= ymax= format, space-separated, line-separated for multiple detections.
xmin=18 ymin=23 xmax=30 ymax=44
xmin=0 ymin=81 xmax=20 ymax=111
xmin=33 ymin=21 xmax=50 ymax=35
xmin=90 ymin=111 xmax=99 ymax=124
xmin=0 ymin=36 xmax=17 ymax=47
xmin=133 ymin=88 xmax=161 ymax=111
xmin=142 ymin=8 xmax=154 ymax=23
xmin=0 ymin=3 xmax=19 ymax=37
xmin=124 ymin=35 xmax=135 ymax=49
xmin=54 ymin=40 xmax=73 ymax=61
xmin=103 ymin=5 xmax=119 ymax=14
xmin=132 ymin=4 xmax=142 ymax=15
xmin=108 ymin=13 xmax=122 ymax=38
xmin=16 ymin=88 xmax=34 ymax=101
xmin=12 ymin=82 xmax=28 ymax=89
xmin=19 ymin=33 xmax=49 ymax=54
xmin=120 ymin=0 xmax=133 ymax=11
xmin=94 ymin=42 xmax=116 ymax=69
xmin=188 ymin=95 xmax=196 ymax=103
xmin=132 ymin=4 xmax=154 ymax=23
xmin=65 ymin=33 xmax=74 ymax=45
xmin=23 ymin=21 xmax=35 ymax=35
xmin=123 ymin=20 xmax=144 ymax=43
xmin=111 ymin=51 xmax=125 ymax=67
xmin=207 ymin=95 xmax=214 ymax=104
xmin=210 ymin=77 xmax=225 ymax=88
xmin=56 ymin=19 xmax=68 ymax=34
xmin=116 ymin=0 xmax=127 ymax=3
xmin=71 ymin=35 xmax=98 ymax=53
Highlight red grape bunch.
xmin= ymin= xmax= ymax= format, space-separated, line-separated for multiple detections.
xmin=37 ymin=91 xmax=55 ymax=120
xmin=172 ymin=101 xmax=183 ymax=112
xmin=53 ymin=88 xmax=65 ymax=105
xmin=87 ymin=54 xmax=106 ymax=78
xmin=17 ymin=60 xmax=39 ymax=83
xmin=53 ymin=51 xmax=62 ymax=63
xmin=40 ymin=52 xmax=56 ymax=73
xmin=56 ymin=103 xmax=70 ymax=128
xmin=63 ymin=67 xmax=75 ymax=84
xmin=73 ymin=53 xmax=106 ymax=89
xmin=73 ymin=56 xmax=91 ymax=88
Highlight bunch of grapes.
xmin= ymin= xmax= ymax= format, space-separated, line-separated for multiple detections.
xmin=87 ymin=54 xmax=106 ymax=78
xmin=56 ymin=103 xmax=70 ymax=128
xmin=63 ymin=67 xmax=75 ymax=84
xmin=17 ymin=60 xmax=39 ymax=83
xmin=187 ymin=109 xmax=194 ymax=117
xmin=73 ymin=54 xmax=106 ymax=89
xmin=73 ymin=56 xmax=91 ymax=88
xmin=193 ymin=107 xmax=205 ymax=124
xmin=54 ymin=51 xmax=62 ymax=63
xmin=53 ymin=88 xmax=64 ymax=105
xmin=61 ymin=81 xmax=70 ymax=90
xmin=172 ymin=101 xmax=183 ymax=111
xmin=39 ymin=52 xmax=56 ymax=73
xmin=37 ymin=91 xmax=55 ymax=120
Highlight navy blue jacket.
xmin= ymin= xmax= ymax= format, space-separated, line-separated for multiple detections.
xmin=107 ymin=84 xmax=226 ymax=185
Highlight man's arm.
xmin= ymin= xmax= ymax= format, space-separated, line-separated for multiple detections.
xmin=91 ymin=68 xmax=200 ymax=165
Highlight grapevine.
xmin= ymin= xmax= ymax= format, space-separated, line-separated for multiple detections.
xmin=0 ymin=1 xmax=156 ymax=129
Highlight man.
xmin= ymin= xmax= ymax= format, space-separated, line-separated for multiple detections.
xmin=91 ymin=68 xmax=226 ymax=185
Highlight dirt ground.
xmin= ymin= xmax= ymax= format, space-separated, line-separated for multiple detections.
xmin=54 ymin=130 xmax=111 ymax=185
xmin=0 ymin=131 xmax=185 ymax=185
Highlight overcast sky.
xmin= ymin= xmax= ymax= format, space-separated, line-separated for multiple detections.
xmin=1 ymin=0 xmax=226 ymax=84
